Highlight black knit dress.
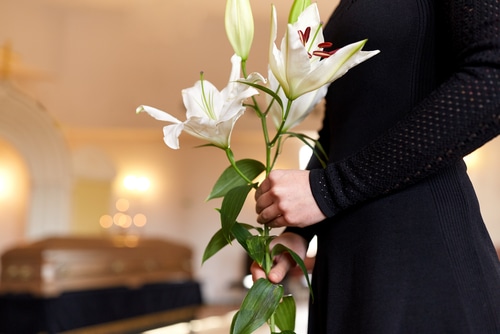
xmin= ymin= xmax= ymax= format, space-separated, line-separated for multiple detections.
xmin=288 ymin=0 xmax=500 ymax=332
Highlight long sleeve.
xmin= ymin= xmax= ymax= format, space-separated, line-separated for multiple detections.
xmin=310 ymin=0 xmax=500 ymax=218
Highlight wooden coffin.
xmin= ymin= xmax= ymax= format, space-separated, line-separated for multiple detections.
xmin=0 ymin=235 xmax=194 ymax=297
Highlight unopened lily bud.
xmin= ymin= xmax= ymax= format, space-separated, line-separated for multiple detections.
xmin=225 ymin=0 xmax=254 ymax=61
xmin=288 ymin=0 xmax=311 ymax=23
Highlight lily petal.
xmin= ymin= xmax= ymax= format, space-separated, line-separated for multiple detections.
xmin=137 ymin=105 xmax=182 ymax=123
xmin=293 ymin=39 xmax=380 ymax=97
xmin=163 ymin=123 xmax=184 ymax=149
xmin=268 ymin=70 xmax=327 ymax=131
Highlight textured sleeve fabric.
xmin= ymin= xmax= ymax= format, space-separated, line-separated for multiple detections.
xmin=310 ymin=0 xmax=500 ymax=218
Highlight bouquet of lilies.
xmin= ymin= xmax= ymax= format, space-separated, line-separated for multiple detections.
xmin=137 ymin=0 xmax=378 ymax=332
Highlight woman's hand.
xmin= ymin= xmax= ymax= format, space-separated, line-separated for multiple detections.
xmin=255 ymin=169 xmax=326 ymax=228
xmin=250 ymin=232 xmax=309 ymax=284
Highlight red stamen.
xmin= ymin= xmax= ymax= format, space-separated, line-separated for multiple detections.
xmin=298 ymin=31 xmax=305 ymax=45
xmin=298 ymin=27 xmax=311 ymax=46
xmin=318 ymin=42 xmax=333 ymax=48
xmin=298 ymin=27 xmax=337 ymax=59
xmin=312 ymin=49 xmax=339 ymax=59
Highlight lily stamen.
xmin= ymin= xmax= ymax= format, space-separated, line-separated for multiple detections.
xmin=298 ymin=27 xmax=311 ymax=46
xmin=299 ymin=27 xmax=336 ymax=59
xmin=312 ymin=48 xmax=339 ymax=59
xmin=318 ymin=42 xmax=333 ymax=48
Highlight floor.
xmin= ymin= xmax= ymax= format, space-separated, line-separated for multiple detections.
xmin=142 ymin=302 xmax=308 ymax=334
xmin=143 ymin=278 xmax=310 ymax=334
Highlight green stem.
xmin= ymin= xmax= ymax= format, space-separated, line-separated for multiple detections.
xmin=261 ymin=113 xmax=277 ymax=333
xmin=225 ymin=148 xmax=255 ymax=186
xmin=263 ymin=98 xmax=292 ymax=173
xmin=242 ymin=60 xmax=290 ymax=334
xmin=260 ymin=115 xmax=273 ymax=174
xmin=241 ymin=59 xmax=248 ymax=78
xmin=241 ymin=60 xmax=264 ymax=118
xmin=269 ymin=98 xmax=293 ymax=147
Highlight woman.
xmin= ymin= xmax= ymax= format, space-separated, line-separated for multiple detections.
xmin=252 ymin=0 xmax=500 ymax=332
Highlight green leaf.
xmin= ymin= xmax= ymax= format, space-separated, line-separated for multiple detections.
xmin=202 ymin=223 xmax=255 ymax=264
xmin=271 ymin=244 xmax=313 ymax=300
xmin=207 ymin=159 xmax=265 ymax=200
xmin=230 ymin=278 xmax=284 ymax=334
xmin=232 ymin=222 xmax=254 ymax=252
xmin=284 ymin=132 xmax=329 ymax=168
xmin=201 ymin=227 xmax=233 ymax=264
xmin=246 ymin=235 xmax=269 ymax=267
xmin=275 ymin=295 xmax=296 ymax=331
xmin=220 ymin=184 xmax=253 ymax=242
xmin=238 ymin=80 xmax=284 ymax=112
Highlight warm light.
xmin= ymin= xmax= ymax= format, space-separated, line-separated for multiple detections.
xmin=113 ymin=212 xmax=132 ymax=228
xmin=0 ymin=168 xmax=12 ymax=200
xmin=464 ymin=150 xmax=481 ymax=169
xmin=123 ymin=175 xmax=150 ymax=192
xmin=115 ymin=198 xmax=130 ymax=212
xmin=124 ymin=235 xmax=139 ymax=247
xmin=143 ymin=322 xmax=191 ymax=334
xmin=133 ymin=213 xmax=147 ymax=227
xmin=99 ymin=215 xmax=113 ymax=229
xmin=0 ymin=175 xmax=6 ymax=199
xmin=137 ymin=176 xmax=151 ymax=191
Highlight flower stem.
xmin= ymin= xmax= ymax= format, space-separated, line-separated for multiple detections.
xmin=269 ymin=98 xmax=293 ymax=147
xmin=225 ymin=148 xmax=256 ymax=186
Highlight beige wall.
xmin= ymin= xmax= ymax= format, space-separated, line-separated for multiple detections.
xmin=465 ymin=136 xmax=500 ymax=246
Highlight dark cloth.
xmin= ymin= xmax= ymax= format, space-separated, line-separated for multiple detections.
xmin=288 ymin=0 xmax=500 ymax=332
xmin=0 ymin=281 xmax=202 ymax=334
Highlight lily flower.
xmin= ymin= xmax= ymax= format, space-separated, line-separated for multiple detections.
xmin=225 ymin=0 xmax=254 ymax=61
xmin=136 ymin=55 xmax=259 ymax=150
xmin=269 ymin=3 xmax=380 ymax=101
xmin=267 ymin=69 xmax=327 ymax=132
xmin=288 ymin=0 xmax=311 ymax=23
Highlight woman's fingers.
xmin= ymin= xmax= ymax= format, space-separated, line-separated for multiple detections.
xmin=254 ymin=176 xmax=271 ymax=202
xmin=267 ymin=253 xmax=294 ymax=283
xmin=250 ymin=261 xmax=267 ymax=281
xmin=250 ymin=254 xmax=294 ymax=284
xmin=255 ymin=169 xmax=326 ymax=228
xmin=249 ymin=232 xmax=309 ymax=284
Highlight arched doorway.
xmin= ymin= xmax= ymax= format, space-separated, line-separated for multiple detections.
xmin=0 ymin=80 xmax=72 ymax=239
xmin=0 ymin=138 xmax=29 ymax=254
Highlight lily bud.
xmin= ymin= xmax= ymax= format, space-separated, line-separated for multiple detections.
xmin=288 ymin=0 xmax=311 ymax=23
xmin=225 ymin=0 xmax=254 ymax=61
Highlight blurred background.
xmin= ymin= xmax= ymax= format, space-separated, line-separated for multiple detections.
xmin=0 ymin=0 xmax=499 ymax=331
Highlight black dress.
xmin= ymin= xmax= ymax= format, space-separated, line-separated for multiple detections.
xmin=288 ymin=0 xmax=500 ymax=332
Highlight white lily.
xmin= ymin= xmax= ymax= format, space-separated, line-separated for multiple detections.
xmin=269 ymin=3 xmax=380 ymax=100
xmin=136 ymin=55 xmax=259 ymax=150
xmin=267 ymin=69 xmax=328 ymax=132
xmin=225 ymin=0 xmax=254 ymax=61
